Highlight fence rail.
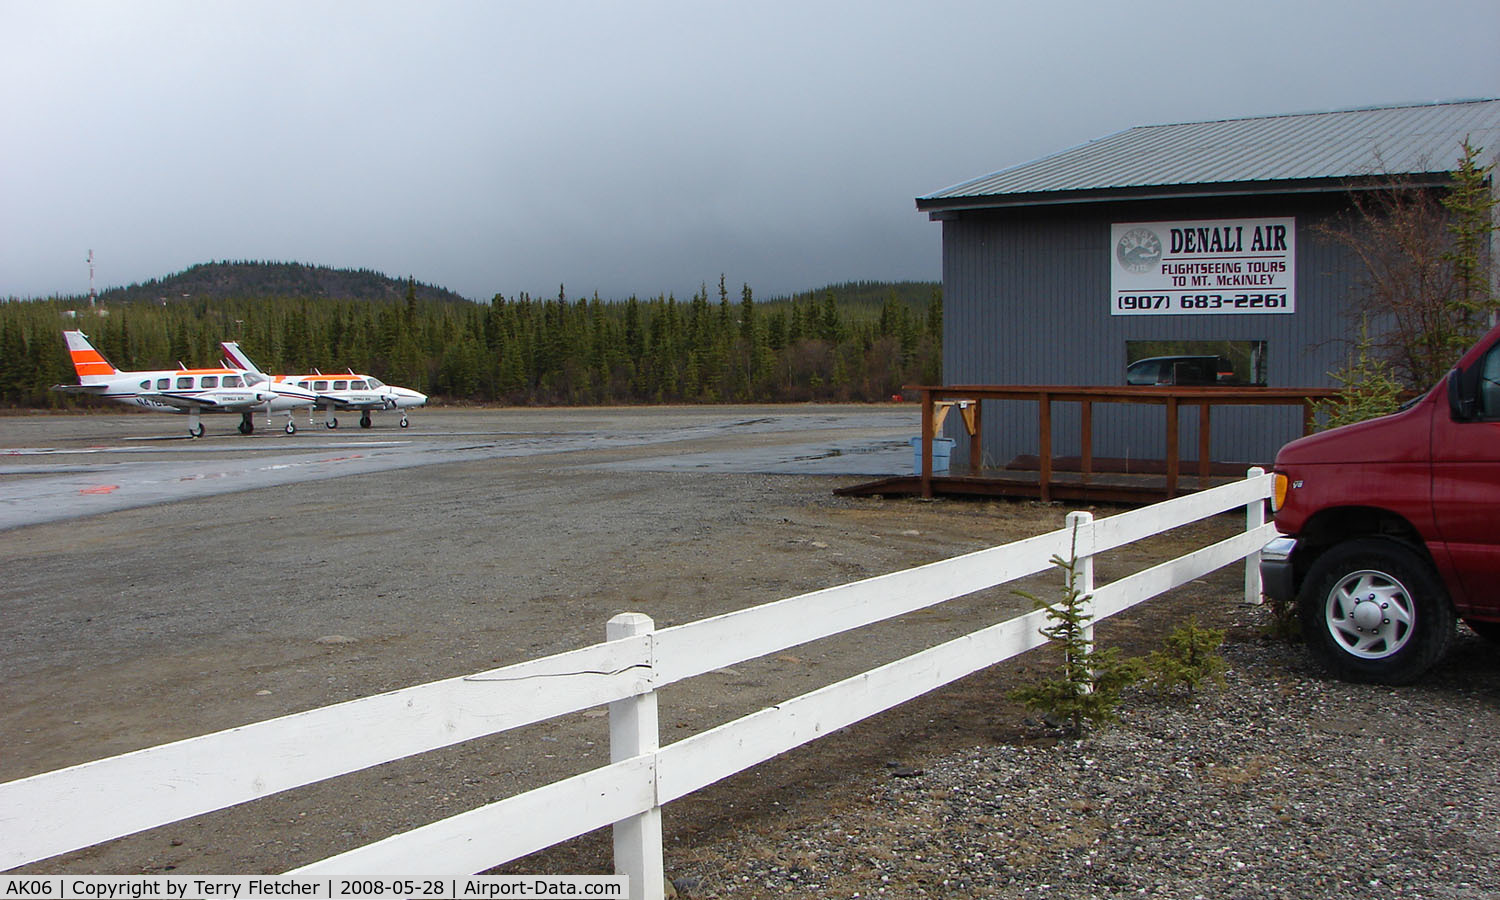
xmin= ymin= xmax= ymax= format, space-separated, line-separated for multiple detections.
xmin=2 ymin=470 xmax=1274 ymax=898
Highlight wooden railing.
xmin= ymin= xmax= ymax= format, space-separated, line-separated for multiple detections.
xmin=909 ymin=384 xmax=1338 ymax=500
xmin=2 ymin=473 xmax=1276 ymax=899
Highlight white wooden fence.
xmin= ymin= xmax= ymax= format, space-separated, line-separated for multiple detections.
xmin=1 ymin=470 xmax=1273 ymax=898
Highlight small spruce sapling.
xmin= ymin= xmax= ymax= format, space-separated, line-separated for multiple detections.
xmin=1009 ymin=520 xmax=1140 ymax=735
xmin=1313 ymin=315 xmax=1404 ymax=431
xmin=1141 ymin=617 xmax=1228 ymax=695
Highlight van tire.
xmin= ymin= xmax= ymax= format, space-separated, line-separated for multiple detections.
xmin=1298 ymin=537 xmax=1454 ymax=685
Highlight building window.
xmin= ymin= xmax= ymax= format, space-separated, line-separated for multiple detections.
xmin=1125 ymin=341 xmax=1267 ymax=386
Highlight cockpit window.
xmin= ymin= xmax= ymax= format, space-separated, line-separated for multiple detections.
xmin=367 ymin=377 xmax=384 ymax=388
xmin=242 ymin=373 xmax=266 ymax=387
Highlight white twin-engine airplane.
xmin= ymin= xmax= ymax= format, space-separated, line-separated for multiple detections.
xmin=219 ymin=341 xmax=428 ymax=429
xmin=55 ymin=330 xmax=318 ymax=437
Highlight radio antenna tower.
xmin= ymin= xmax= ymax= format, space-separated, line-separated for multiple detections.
xmin=87 ymin=249 xmax=97 ymax=307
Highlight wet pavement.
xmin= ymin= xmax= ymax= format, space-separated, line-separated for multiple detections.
xmin=0 ymin=406 xmax=921 ymax=529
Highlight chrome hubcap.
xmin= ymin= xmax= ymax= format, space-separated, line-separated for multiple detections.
xmin=1325 ymin=570 xmax=1414 ymax=660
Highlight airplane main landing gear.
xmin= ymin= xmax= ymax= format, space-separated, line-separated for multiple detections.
xmin=189 ymin=423 xmax=206 ymax=438
xmin=325 ymin=417 xmax=338 ymax=429
xmin=238 ymin=412 xmax=256 ymax=435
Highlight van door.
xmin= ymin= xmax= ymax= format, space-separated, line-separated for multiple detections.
xmin=1430 ymin=340 xmax=1500 ymax=614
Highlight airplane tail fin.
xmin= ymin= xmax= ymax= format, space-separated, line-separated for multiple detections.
xmin=63 ymin=331 xmax=118 ymax=383
xmin=220 ymin=341 xmax=263 ymax=374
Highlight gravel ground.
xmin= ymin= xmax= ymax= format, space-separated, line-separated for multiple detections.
xmin=5 ymin=409 xmax=1497 ymax=895
xmin=658 ymin=610 xmax=1500 ymax=900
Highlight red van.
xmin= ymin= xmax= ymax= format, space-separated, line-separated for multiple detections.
xmin=1260 ymin=319 xmax=1500 ymax=684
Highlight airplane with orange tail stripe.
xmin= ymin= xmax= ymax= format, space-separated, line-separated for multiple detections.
xmin=53 ymin=330 xmax=318 ymax=437
xmin=219 ymin=341 xmax=427 ymax=429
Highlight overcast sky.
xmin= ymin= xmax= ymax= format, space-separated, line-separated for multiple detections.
xmin=3 ymin=1 xmax=1497 ymax=303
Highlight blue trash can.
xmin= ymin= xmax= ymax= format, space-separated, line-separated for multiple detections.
xmin=910 ymin=437 xmax=955 ymax=474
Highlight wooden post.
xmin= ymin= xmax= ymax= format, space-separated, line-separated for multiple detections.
xmin=608 ymin=613 xmax=664 ymax=900
xmin=1164 ymin=397 xmax=1179 ymax=499
xmin=1197 ymin=403 xmax=1212 ymax=481
xmin=1079 ymin=400 xmax=1093 ymax=477
xmin=964 ymin=401 xmax=982 ymax=474
xmin=1244 ymin=467 xmax=1265 ymax=606
xmin=919 ymin=390 xmax=934 ymax=499
xmin=1038 ymin=393 xmax=1053 ymax=502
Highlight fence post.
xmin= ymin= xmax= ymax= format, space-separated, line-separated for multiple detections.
xmin=1244 ymin=467 xmax=1265 ymax=606
xmin=1065 ymin=511 xmax=1096 ymax=688
xmin=607 ymin=613 xmax=664 ymax=900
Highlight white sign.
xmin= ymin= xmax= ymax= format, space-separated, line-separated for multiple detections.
xmin=1110 ymin=217 xmax=1296 ymax=315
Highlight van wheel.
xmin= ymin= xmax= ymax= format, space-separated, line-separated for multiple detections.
xmin=1298 ymin=537 xmax=1453 ymax=685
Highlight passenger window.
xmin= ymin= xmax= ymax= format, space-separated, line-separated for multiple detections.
xmin=333 ymin=380 xmax=349 ymax=390
xmin=139 ymin=380 xmax=151 ymax=390
xmin=1479 ymin=345 xmax=1500 ymax=419
xmin=1125 ymin=340 xmax=1267 ymax=386
xmin=157 ymin=378 xmax=170 ymax=390
xmin=201 ymin=375 xmax=218 ymax=388
xmin=222 ymin=375 xmax=242 ymax=387
xmin=1125 ymin=361 xmax=1162 ymax=385
xmin=314 ymin=380 xmax=329 ymax=391
xmin=177 ymin=376 xmax=194 ymax=389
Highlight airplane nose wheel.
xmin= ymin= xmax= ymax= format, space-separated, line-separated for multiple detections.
xmin=285 ymin=419 xmax=297 ymax=434
xmin=360 ymin=412 xmax=373 ymax=429
xmin=400 ymin=414 xmax=409 ymax=428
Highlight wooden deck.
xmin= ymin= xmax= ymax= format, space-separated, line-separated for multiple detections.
xmin=839 ymin=384 xmax=1338 ymax=503
xmin=836 ymin=459 xmax=1250 ymax=504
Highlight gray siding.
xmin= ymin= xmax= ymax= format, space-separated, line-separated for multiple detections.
xmin=940 ymin=195 xmax=1364 ymax=468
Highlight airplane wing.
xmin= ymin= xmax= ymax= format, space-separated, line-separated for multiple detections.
xmin=311 ymin=394 xmax=392 ymax=411
xmin=51 ymin=383 xmax=112 ymax=394
xmin=139 ymin=392 xmax=263 ymax=412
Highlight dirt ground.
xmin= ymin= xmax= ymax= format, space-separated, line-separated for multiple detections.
xmin=0 ymin=407 xmax=1248 ymax=877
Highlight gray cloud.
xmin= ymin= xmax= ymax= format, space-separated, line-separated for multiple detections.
xmin=3 ymin=0 xmax=1497 ymax=301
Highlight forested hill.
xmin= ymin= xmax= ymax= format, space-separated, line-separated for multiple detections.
xmin=97 ymin=261 xmax=468 ymax=305
xmin=2 ymin=274 xmax=942 ymax=408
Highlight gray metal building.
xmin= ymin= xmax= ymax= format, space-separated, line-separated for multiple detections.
xmin=916 ymin=99 xmax=1500 ymax=470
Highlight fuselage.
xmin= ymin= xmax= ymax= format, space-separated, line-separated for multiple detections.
xmin=283 ymin=373 xmax=428 ymax=411
xmin=92 ymin=368 xmax=313 ymax=413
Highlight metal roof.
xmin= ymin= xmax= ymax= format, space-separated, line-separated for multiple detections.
xmin=917 ymin=99 xmax=1500 ymax=213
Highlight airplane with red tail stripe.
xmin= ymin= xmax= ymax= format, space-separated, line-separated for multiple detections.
xmin=219 ymin=341 xmax=427 ymax=430
xmin=53 ymin=330 xmax=317 ymax=437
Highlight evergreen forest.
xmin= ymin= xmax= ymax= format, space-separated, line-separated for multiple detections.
xmin=1 ymin=264 xmax=942 ymax=409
